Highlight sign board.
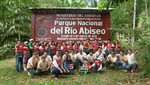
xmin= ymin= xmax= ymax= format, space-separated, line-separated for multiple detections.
xmin=30 ymin=8 xmax=111 ymax=43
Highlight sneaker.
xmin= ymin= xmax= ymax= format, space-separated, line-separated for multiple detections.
xmin=28 ymin=72 xmax=31 ymax=76
xmin=131 ymin=70 xmax=134 ymax=73
xmin=103 ymin=67 xmax=106 ymax=70
xmin=24 ymin=67 xmax=27 ymax=71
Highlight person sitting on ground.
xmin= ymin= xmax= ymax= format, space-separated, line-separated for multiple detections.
xmin=87 ymin=50 xmax=96 ymax=65
xmin=106 ymin=52 xmax=117 ymax=69
xmin=64 ymin=55 xmax=74 ymax=75
xmin=82 ymin=59 xmax=92 ymax=68
xmin=36 ymin=55 xmax=51 ymax=76
xmin=106 ymin=39 xmax=114 ymax=56
xmin=75 ymin=49 xmax=87 ymax=70
xmin=62 ymin=50 xmax=69 ymax=62
xmin=91 ymin=58 xmax=102 ymax=72
xmin=41 ymin=51 xmax=52 ymax=63
xmin=27 ymin=52 xmax=39 ymax=76
xmin=51 ymin=55 xmax=66 ymax=80
xmin=115 ymin=50 xmax=128 ymax=69
xmin=126 ymin=49 xmax=138 ymax=73
xmin=80 ymin=59 xmax=92 ymax=74
xmin=53 ymin=51 xmax=59 ymax=60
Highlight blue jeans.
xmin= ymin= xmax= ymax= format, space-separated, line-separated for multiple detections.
xmin=16 ymin=56 xmax=23 ymax=72
xmin=115 ymin=61 xmax=127 ymax=68
xmin=93 ymin=65 xmax=102 ymax=72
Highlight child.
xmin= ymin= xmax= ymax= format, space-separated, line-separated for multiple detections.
xmin=91 ymin=58 xmax=102 ymax=72
xmin=64 ymin=55 xmax=74 ymax=75
xmin=23 ymin=41 xmax=31 ymax=71
xmin=80 ymin=59 xmax=91 ymax=74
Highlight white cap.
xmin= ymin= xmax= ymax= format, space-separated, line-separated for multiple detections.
xmin=24 ymin=41 xmax=28 ymax=44
xmin=97 ymin=57 xmax=101 ymax=61
xmin=29 ymin=39 xmax=33 ymax=41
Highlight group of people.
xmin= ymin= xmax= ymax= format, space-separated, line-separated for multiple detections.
xmin=15 ymin=38 xmax=139 ymax=80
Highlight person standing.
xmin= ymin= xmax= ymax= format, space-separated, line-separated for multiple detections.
xmin=33 ymin=42 xmax=39 ymax=54
xmin=50 ymin=41 xmax=56 ymax=60
xmin=106 ymin=39 xmax=114 ymax=56
xmin=39 ymin=41 xmax=45 ymax=56
xmin=114 ymin=40 xmax=121 ymax=54
xmin=126 ymin=50 xmax=138 ymax=73
xmin=45 ymin=42 xmax=51 ymax=56
xmin=84 ymin=38 xmax=92 ymax=55
xmin=92 ymin=39 xmax=99 ymax=53
xmin=15 ymin=40 xmax=23 ymax=72
xmin=23 ymin=41 xmax=31 ymax=71
xmin=100 ymin=42 xmax=107 ymax=52
xmin=28 ymin=39 xmax=34 ymax=56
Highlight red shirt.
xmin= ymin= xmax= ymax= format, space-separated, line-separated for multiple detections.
xmin=92 ymin=43 xmax=99 ymax=52
xmin=23 ymin=46 xmax=30 ymax=53
xmin=33 ymin=45 xmax=39 ymax=52
xmin=83 ymin=63 xmax=91 ymax=67
xmin=68 ymin=45 xmax=73 ymax=51
xmin=106 ymin=43 xmax=113 ymax=49
xmin=73 ymin=45 xmax=79 ymax=51
xmin=114 ymin=44 xmax=120 ymax=49
xmin=61 ymin=45 xmax=67 ymax=50
xmin=84 ymin=42 xmax=92 ymax=48
xmin=51 ymin=45 xmax=56 ymax=55
xmin=94 ymin=61 xmax=102 ymax=66
xmin=15 ymin=45 xmax=23 ymax=52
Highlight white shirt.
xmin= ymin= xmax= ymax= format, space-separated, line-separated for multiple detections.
xmin=52 ymin=60 xmax=63 ymax=68
xmin=127 ymin=53 xmax=137 ymax=64
xmin=108 ymin=54 xmax=117 ymax=62
xmin=76 ymin=52 xmax=87 ymax=62
xmin=53 ymin=55 xmax=58 ymax=60
xmin=40 ymin=55 xmax=52 ymax=61
xmin=95 ymin=51 xmax=105 ymax=61
xmin=101 ymin=45 xmax=107 ymax=52
xmin=79 ymin=45 xmax=84 ymax=51
xmin=87 ymin=54 xmax=96 ymax=62
xmin=69 ymin=53 xmax=76 ymax=61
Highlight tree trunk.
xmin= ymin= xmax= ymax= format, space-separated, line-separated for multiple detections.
xmin=132 ymin=0 xmax=137 ymax=51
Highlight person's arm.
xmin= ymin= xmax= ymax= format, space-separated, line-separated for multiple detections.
xmin=98 ymin=64 xmax=102 ymax=71
xmin=64 ymin=62 xmax=68 ymax=70
xmin=37 ymin=63 xmax=42 ymax=70
xmin=46 ymin=62 xmax=51 ymax=71
xmin=134 ymin=51 xmax=138 ymax=54
xmin=28 ymin=43 xmax=33 ymax=49
xmin=53 ymin=60 xmax=63 ymax=73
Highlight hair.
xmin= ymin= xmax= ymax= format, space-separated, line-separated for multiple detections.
xmin=87 ymin=38 xmax=90 ymax=40
xmin=65 ymin=55 xmax=72 ymax=63
xmin=98 ymin=47 xmax=102 ymax=49
xmin=108 ymin=39 xmax=111 ymax=41
xmin=44 ymin=51 xmax=48 ymax=53
xmin=128 ymin=49 xmax=132 ymax=52
xmin=115 ymin=40 xmax=119 ymax=44
xmin=45 ymin=42 xmax=49 ymax=46
xmin=51 ymin=41 xmax=55 ymax=45
xmin=65 ymin=50 xmax=69 ymax=53
xmin=120 ymin=50 xmax=124 ymax=53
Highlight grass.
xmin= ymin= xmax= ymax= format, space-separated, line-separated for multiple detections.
xmin=0 ymin=58 xmax=149 ymax=85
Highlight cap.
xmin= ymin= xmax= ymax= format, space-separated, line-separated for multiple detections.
xmin=29 ymin=39 xmax=33 ymax=41
xmin=41 ymin=55 xmax=46 ymax=58
xmin=24 ymin=41 xmax=28 ymax=44
xmin=33 ymin=52 xmax=38 ymax=55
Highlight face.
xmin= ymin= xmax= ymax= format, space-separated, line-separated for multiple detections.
xmin=41 ymin=57 xmax=45 ymax=61
xmin=94 ymin=40 xmax=97 ymax=43
xmin=120 ymin=51 xmax=124 ymax=56
xmin=79 ymin=50 xmax=82 ymax=54
xmin=96 ymin=60 xmax=100 ymax=63
xmin=58 ymin=56 xmax=62 ymax=61
xmin=84 ymin=60 xmax=88 ymax=64
xmin=115 ymin=40 xmax=118 ymax=44
xmin=108 ymin=40 xmax=110 ymax=43
xmin=65 ymin=52 xmax=69 ymax=55
xmin=56 ymin=51 xmax=59 ymax=55
xmin=87 ymin=40 xmax=90 ymax=43
xmin=17 ymin=41 xmax=21 ymax=45
xmin=102 ymin=42 xmax=105 ymax=45
xmin=58 ymin=43 xmax=60 ymax=46
xmin=128 ymin=50 xmax=132 ymax=54
xmin=36 ymin=43 xmax=39 ymax=46
xmin=90 ymin=52 xmax=93 ymax=55
xmin=63 ymin=42 xmax=65 ymax=45
xmin=80 ymin=42 xmax=82 ymax=45
xmin=25 ymin=43 xmax=28 ymax=46
xmin=68 ymin=56 xmax=71 ymax=60
xmin=98 ymin=48 xmax=101 ymax=52
xmin=44 ymin=52 xmax=47 ymax=56
xmin=30 ymin=40 xmax=33 ymax=44
xmin=111 ymin=54 xmax=115 ymax=57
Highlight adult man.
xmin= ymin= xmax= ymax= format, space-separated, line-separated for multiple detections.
xmin=28 ymin=39 xmax=34 ymax=56
xmin=41 ymin=51 xmax=52 ymax=63
xmin=36 ymin=55 xmax=50 ymax=75
xmin=62 ymin=50 xmax=69 ymax=62
xmin=106 ymin=52 xmax=117 ymax=69
xmin=87 ymin=51 xmax=96 ymax=65
xmin=69 ymin=49 xmax=77 ymax=62
xmin=15 ymin=40 xmax=23 ymax=72
xmin=75 ymin=49 xmax=87 ymax=70
xmin=116 ymin=50 xmax=128 ymax=68
xmin=84 ymin=38 xmax=92 ymax=55
xmin=53 ymin=51 xmax=59 ymax=60
xmin=27 ymin=52 xmax=39 ymax=76
xmin=126 ymin=49 xmax=138 ymax=73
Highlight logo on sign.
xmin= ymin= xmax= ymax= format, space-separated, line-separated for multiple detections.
xmin=37 ymin=28 xmax=47 ymax=37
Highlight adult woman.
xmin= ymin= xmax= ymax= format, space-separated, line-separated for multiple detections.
xmin=64 ymin=55 xmax=74 ymax=75
xmin=114 ymin=40 xmax=121 ymax=54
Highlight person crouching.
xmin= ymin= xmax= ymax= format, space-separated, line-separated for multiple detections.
xmin=64 ymin=55 xmax=74 ymax=75
xmin=91 ymin=58 xmax=102 ymax=72
xmin=36 ymin=55 xmax=51 ymax=76
xmin=51 ymin=55 xmax=66 ymax=80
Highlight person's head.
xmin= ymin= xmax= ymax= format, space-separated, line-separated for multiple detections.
xmin=96 ymin=58 xmax=101 ymax=63
xmin=80 ymin=41 xmax=83 ymax=45
xmin=66 ymin=55 xmax=71 ymax=62
xmin=24 ymin=41 xmax=28 ymax=46
xmin=29 ymin=39 xmax=33 ymax=44
xmin=51 ymin=41 xmax=55 ymax=45
xmin=57 ymin=42 xmax=61 ymax=46
xmin=102 ymin=42 xmax=105 ymax=45
xmin=44 ymin=51 xmax=48 ymax=56
xmin=65 ymin=50 xmax=69 ymax=55
xmin=120 ymin=50 xmax=124 ymax=56
xmin=57 ymin=55 xmax=62 ymax=61
xmin=111 ymin=52 xmax=115 ymax=57
xmin=69 ymin=42 xmax=73 ymax=46
xmin=71 ymin=49 xmax=75 ymax=54
xmin=62 ymin=41 xmax=66 ymax=45
xmin=115 ymin=40 xmax=119 ymax=44
xmin=56 ymin=51 xmax=59 ymax=55
xmin=128 ymin=49 xmax=132 ymax=55
xmin=35 ymin=42 xmax=39 ymax=46
xmin=86 ymin=38 xmax=90 ymax=43
xmin=17 ymin=40 xmax=21 ymax=45
xmin=84 ymin=59 xmax=89 ymax=64
xmin=107 ymin=39 xmax=111 ymax=43
xmin=74 ymin=41 xmax=77 ymax=45
xmin=40 ymin=42 xmax=44 ymax=46
xmin=79 ymin=49 xmax=83 ymax=54
xmin=89 ymin=51 xmax=93 ymax=56
xmin=94 ymin=39 xmax=98 ymax=43
xmin=45 ymin=42 xmax=49 ymax=47
xmin=41 ymin=55 xmax=46 ymax=62
xmin=98 ymin=47 xmax=102 ymax=52
xmin=33 ymin=52 xmax=38 ymax=58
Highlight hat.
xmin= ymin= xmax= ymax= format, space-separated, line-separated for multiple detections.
xmin=29 ymin=39 xmax=33 ymax=41
xmin=33 ymin=52 xmax=38 ymax=55
xmin=111 ymin=52 xmax=115 ymax=55
xmin=41 ymin=55 xmax=46 ymax=58
xmin=24 ymin=41 xmax=28 ymax=44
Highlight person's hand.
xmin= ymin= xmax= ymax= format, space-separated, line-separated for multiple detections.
xmin=63 ymin=69 xmax=66 ymax=73
xmin=46 ymin=68 xmax=49 ymax=71
xmin=67 ymin=69 xmax=70 ymax=73
xmin=60 ymin=70 xmax=63 ymax=74
xmin=97 ymin=69 xmax=99 ymax=72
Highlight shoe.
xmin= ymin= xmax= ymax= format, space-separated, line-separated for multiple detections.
xmin=103 ymin=67 xmax=106 ymax=70
xmin=24 ymin=67 xmax=27 ymax=71
xmin=28 ymin=72 xmax=31 ymax=76
xmin=131 ymin=70 xmax=134 ymax=73
xmin=54 ymin=78 xmax=58 ymax=80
